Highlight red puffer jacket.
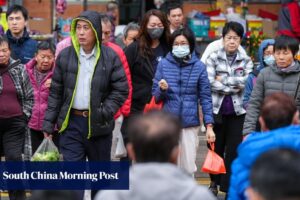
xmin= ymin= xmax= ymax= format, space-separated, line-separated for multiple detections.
xmin=106 ymin=42 xmax=132 ymax=119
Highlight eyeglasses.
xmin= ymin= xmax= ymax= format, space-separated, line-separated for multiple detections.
xmin=224 ymin=36 xmax=240 ymax=42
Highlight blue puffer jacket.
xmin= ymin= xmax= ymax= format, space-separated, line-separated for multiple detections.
xmin=6 ymin=28 xmax=37 ymax=64
xmin=243 ymin=39 xmax=275 ymax=108
xmin=152 ymin=52 xmax=214 ymax=128
xmin=228 ymin=125 xmax=300 ymax=200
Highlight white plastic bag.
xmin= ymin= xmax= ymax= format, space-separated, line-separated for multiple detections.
xmin=112 ymin=115 xmax=127 ymax=159
xmin=31 ymin=138 xmax=59 ymax=161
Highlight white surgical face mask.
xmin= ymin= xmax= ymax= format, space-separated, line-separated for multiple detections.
xmin=172 ymin=45 xmax=190 ymax=58
xmin=264 ymin=55 xmax=275 ymax=66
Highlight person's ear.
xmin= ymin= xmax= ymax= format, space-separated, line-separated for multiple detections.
xmin=126 ymin=143 xmax=136 ymax=161
xmin=246 ymin=187 xmax=264 ymax=200
xmin=292 ymin=110 xmax=300 ymax=125
xmin=259 ymin=116 xmax=268 ymax=131
xmin=169 ymin=146 xmax=179 ymax=164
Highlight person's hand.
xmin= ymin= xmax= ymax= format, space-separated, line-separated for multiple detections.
xmin=206 ymin=124 xmax=216 ymax=143
xmin=159 ymin=79 xmax=168 ymax=91
xmin=43 ymin=132 xmax=53 ymax=140
xmin=215 ymin=75 xmax=223 ymax=82
xmin=44 ymin=79 xmax=52 ymax=88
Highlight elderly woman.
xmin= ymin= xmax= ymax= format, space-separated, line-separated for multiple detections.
xmin=25 ymin=41 xmax=58 ymax=154
xmin=205 ymin=21 xmax=253 ymax=196
xmin=243 ymin=35 xmax=300 ymax=135
xmin=0 ymin=36 xmax=33 ymax=199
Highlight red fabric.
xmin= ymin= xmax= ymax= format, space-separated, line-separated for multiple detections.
xmin=258 ymin=9 xmax=278 ymax=21
xmin=286 ymin=2 xmax=300 ymax=39
xmin=0 ymin=0 xmax=6 ymax=6
xmin=26 ymin=59 xmax=53 ymax=131
xmin=105 ymin=42 xmax=132 ymax=119
xmin=143 ymin=96 xmax=163 ymax=113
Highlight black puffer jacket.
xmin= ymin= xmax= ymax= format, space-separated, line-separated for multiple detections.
xmin=125 ymin=41 xmax=169 ymax=114
xmin=43 ymin=11 xmax=128 ymax=138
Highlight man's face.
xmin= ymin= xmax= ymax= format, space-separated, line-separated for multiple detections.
xmin=35 ymin=49 xmax=54 ymax=72
xmin=101 ymin=21 xmax=112 ymax=44
xmin=0 ymin=42 xmax=11 ymax=66
xmin=75 ymin=20 xmax=96 ymax=49
xmin=123 ymin=30 xmax=138 ymax=47
xmin=168 ymin=8 xmax=184 ymax=29
xmin=7 ymin=11 xmax=26 ymax=36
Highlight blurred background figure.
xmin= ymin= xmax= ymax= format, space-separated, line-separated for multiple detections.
xmin=30 ymin=190 xmax=77 ymax=200
xmin=247 ymin=148 xmax=300 ymax=200
xmin=106 ymin=1 xmax=119 ymax=43
xmin=167 ymin=3 xmax=184 ymax=33
xmin=122 ymin=22 xmax=139 ymax=48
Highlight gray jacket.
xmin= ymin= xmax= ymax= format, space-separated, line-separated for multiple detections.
xmin=243 ymin=61 xmax=300 ymax=135
xmin=95 ymin=163 xmax=216 ymax=200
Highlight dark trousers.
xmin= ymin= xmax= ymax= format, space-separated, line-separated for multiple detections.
xmin=30 ymin=129 xmax=59 ymax=154
xmin=59 ymin=114 xmax=112 ymax=200
xmin=0 ymin=115 xmax=26 ymax=200
xmin=209 ymin=114 xmax=245 ymax=193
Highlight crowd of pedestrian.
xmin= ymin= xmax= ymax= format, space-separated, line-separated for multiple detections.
xmin=1 ymin=1 xmax=300 ymax=200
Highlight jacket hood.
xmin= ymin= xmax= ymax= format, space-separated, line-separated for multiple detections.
xmin=271 ymin=60 xmax=300 ymax=74
xmin=166 ymin=52 xmax=199 ymax=66
xmin=257 ymin=39 xmax=275 ymax=71
xmin=121 ymin=163 xmax=209 ymax=200
xmin=70 ymin=11 xmax=102 ymax=57
xmin=6 ymin=28 xmax=30 ymax=43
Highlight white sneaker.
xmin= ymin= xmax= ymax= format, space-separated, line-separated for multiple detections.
xmin=201 ymin=124 xmax=206 ymax=133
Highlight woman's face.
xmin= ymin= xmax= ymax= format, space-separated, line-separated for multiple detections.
xmin=0 ymin=42 xmax=11 ymax=66
xmin=274 ymin=48 xmax=294 ymax=68
xmin=223 ymin=30 xmax=241 ymax=54
xmin=35 ymin=49 xmax=54 ymax=72
xmin=147 ymin=15 xmax=164 ymax=29
xmin=173 ymin=35 xmax=189 ymax=47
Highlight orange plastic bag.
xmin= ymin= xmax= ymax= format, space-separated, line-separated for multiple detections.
xmin=201 ymin=143 xmax=226 ymax=174
xmin=144 ymin=96 xmax=163 ymax=113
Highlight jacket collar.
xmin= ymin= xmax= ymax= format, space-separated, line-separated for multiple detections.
xmin=6 ymin=28 xmax=30 ymax=44
xmin=217 ymin=47 xmax=249 ymax=62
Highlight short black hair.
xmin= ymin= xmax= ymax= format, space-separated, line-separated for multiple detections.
xmin=222 ymin=21 xmax=244 ymax=39
xmin=99 ymin=13 xmax=112 ymax=25
xmin=170 ymin=26 xmax=195 ymax=53
xmin=274 ymin=35 xmax=300 ymax=57
xmin=0 ymin=35 xmax=10 ymax=49
xmin=6 ymin=5 xmax=28 ymax=21
xmin=167 ymin=3 xmax=183 ymax=15
xmin=30 ymin=190 xmax=77 ymax=200
xmin=37 ymin=40 xmax=56 ymax=55
xmin=260 ymin=92 xmax=297 ymax=130
xmin=128 ymin=111 xmax=181 ymax=163
xmin=250 ymin=148 xmax=300 ymax=200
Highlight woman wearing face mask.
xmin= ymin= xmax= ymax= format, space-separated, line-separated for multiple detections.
xmin=243 ymin=39 xmax=275 ymax=108
xmin=243 ymin=35 xmax=300 ymax=136
xmin=152 ymin=27 xmax=215 ymax=175
xmin=124 ymin=9 xmax=170 ymax=115
xmin=122 ymin=10 xmax=170 ymax=152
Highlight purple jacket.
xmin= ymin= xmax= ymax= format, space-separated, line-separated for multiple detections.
xmin=26 ymin=59 xmax=53 ymax=131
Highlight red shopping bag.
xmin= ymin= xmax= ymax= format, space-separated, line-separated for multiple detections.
xmin=144 ymin=96 xmax=163 ymax=113
xmin=201 ymin=143 xmax=226 ymax=174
